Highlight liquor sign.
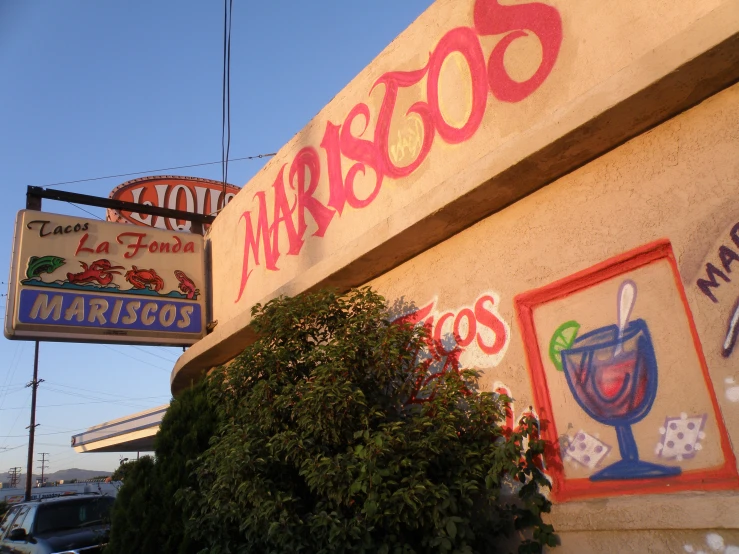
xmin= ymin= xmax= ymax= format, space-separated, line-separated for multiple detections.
xmin=5 ymin=210 xmax=206 ymax=345
xmin=107 ymin=175 xmax=240 ymax=230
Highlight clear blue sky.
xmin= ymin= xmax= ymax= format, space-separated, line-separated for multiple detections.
xmin=0 ymin=0 xmax=432 ymax=475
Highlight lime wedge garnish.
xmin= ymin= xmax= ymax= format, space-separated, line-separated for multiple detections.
xmin=548 ymin=321 xmax=581 ymax=371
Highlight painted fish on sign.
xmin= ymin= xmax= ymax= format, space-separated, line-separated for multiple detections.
xmin=106 ymin=175 xmax=241 ymax=231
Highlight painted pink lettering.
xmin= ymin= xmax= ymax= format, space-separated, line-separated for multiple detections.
xmin=236 ymin=192 xmax=278 ymax=303
xmin=473 ymin=0 xmax=563 ymax=102
xmin=290 ymin=147 xmax=334 ymax=237
xmin=234 ymin=0 xmax=563 ymax=302
xmin=271 ymin=166 xmax=302 ymax=257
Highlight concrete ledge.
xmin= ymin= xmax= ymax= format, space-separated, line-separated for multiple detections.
xmin=549 ymin=491 xmax=739 ymax=532
xmin=172 ymin=1 xmax=739 ymax=395
xmin=552 ymin=529 xmax=739 ymax=554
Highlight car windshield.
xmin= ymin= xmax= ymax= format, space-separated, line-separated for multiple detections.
xmin=34 ymin=497 xmax=114 ymax=534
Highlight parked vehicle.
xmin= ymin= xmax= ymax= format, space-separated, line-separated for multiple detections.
xmin=1 ymin=483 xmax=120 ymax=506
xmin=0 ymin=494 xmax=113 ymax=553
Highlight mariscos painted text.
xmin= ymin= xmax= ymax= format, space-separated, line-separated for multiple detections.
xmin=234 ymin=0 xmax=563 ymax=302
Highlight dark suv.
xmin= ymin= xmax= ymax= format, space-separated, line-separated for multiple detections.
xmin=0 ymin=494 xmax=113 ymax=553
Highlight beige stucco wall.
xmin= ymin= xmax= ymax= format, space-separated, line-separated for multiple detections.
xmin=365 ymin=82 xmax=739 ymax=549
xmin=210 ymin=0 xmax=733 ymax=319
xmin=176 ymin=0 xmax=739 ymax=388
xmin=167 ymin=0 xmax=739 ymax=549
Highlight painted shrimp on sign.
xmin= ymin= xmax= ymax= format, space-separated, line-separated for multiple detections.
xmin=106 ymin=175 xmax=241 ymax=230
xmin=5 ymin=210 xmax=206 ymax=345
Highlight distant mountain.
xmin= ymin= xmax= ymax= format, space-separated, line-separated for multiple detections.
xmin=2 ymin=469 xmax=114 ymax=491
xmin=35 ymin=468 xmax=112 ymax=482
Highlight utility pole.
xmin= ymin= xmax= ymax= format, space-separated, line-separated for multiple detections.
xmin=24 ymin=341 xmax=43 ymax=501
xmin=8 ymin=467 xmax=21 ymax=488
xmin=37 ymin=453 xmax=49 ymax=487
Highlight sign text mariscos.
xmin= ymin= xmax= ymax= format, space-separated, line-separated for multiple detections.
xmin=234 ymin=0 xmax=563 ymax=302
xmin=5 ymin=211 xmax=206 ymax=345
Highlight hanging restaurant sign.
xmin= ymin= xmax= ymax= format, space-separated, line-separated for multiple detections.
xmin=5 ymin=210 xmax=206 ymax=345
xmin=106 ymin=175 xmax=240 ymax=230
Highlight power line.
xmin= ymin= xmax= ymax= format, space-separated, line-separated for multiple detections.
xmin=32 ymin=424 xmax=75 ymax=432
xmin=66 ymin=202 xmax=104 ymax=220
xmin=44 ymin=452 xmax=80 ymax=468
xmin=43 ymin=380 xmax=171 ymax=401
xmin=101 ymin=345 xmax=171 ymax=372
xmin=222 ymin=0 xmax=234 ymax=200
xmin=0 ymin=385 xmax=28 ymax=395
xmin=0 ymin=429 xmax=86 ymax=439
xmin=128 ymin=345 xmax=178 ymax=363
xmin=37 ymin=152 xmax=276 ymax=189
xmin=0 ymin=446 xmax=26 ymax=455
xmin=42 ymin=385 xmax=169 ymax=406
xmin=5 ymin=391 xmax=31 ymax=439
xmin=155 ymin=346 xmax=179 ymax=353
xmin=0 ymin=343 xmax=26 ymax=414
xmin=0 ymin=398 xmax=166 ymax=411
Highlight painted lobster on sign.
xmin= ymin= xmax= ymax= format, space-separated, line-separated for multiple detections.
xmin=67 ymin=259 xmax=124 ymax=286
xmin=174 ymin=270 xmax=199 ymax=300
xmin=125 ymin=266 xmax=164 ymax=292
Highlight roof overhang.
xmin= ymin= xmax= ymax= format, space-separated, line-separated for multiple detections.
xmin=71 ymin=404 xmax=167 ymax=453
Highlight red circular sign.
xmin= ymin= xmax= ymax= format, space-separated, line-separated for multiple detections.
xmin=107 ymin=175 xmax=241 ymax=230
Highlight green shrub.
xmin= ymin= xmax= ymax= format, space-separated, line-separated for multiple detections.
xmin=105 ymin=456 xmax=161 ymax=554
xmin=183 ymin=288 xmax=554 ymax=553
xmin=106 ymin=377 xmax=218 ymax=554
xmin=111 ymin=461 xmax=135 ymax=482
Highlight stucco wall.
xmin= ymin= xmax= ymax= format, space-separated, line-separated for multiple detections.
xmin=210 ymin=0 xmax=733 ymax=321
xmin=175 ymin=0 xmax=739 ymax=389
xmin=168 ymin=0 xmax=739 ymax=549
xmin=366 ymin=82 xmax=739 ymax=548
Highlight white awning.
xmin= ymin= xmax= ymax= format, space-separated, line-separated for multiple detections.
xmin=71 ymin=404 xmax=167 ymax=453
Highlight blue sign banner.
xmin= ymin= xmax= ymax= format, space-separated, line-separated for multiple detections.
xmin=18 ymin=288 xmax=202 ymax=334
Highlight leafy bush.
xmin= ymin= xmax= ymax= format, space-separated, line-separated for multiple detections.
xmin=105 ymin=456 xmax=161 ymax=554
xmin=183 ymin=288 xmax=554 ymax=553
xmin=111 ymin=460 xmax=136 ymax=482
xmin=106 ymin=377 xmax=218 ymax=554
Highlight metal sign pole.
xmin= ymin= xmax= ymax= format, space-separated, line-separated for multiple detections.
xmin=23 ymin=192 xmax=41 ymax=501
xmin=25 ymin=186 xmax=215 ymax=227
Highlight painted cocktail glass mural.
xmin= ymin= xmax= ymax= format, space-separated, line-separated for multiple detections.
xmin=515 ymin=241 xmax=739 ymax=501
xmin=558 ymin=281 xmax=680 ymax=480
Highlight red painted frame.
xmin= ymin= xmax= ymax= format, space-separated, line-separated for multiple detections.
xmin=515 ymin=239 xmax=739 ymax=502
